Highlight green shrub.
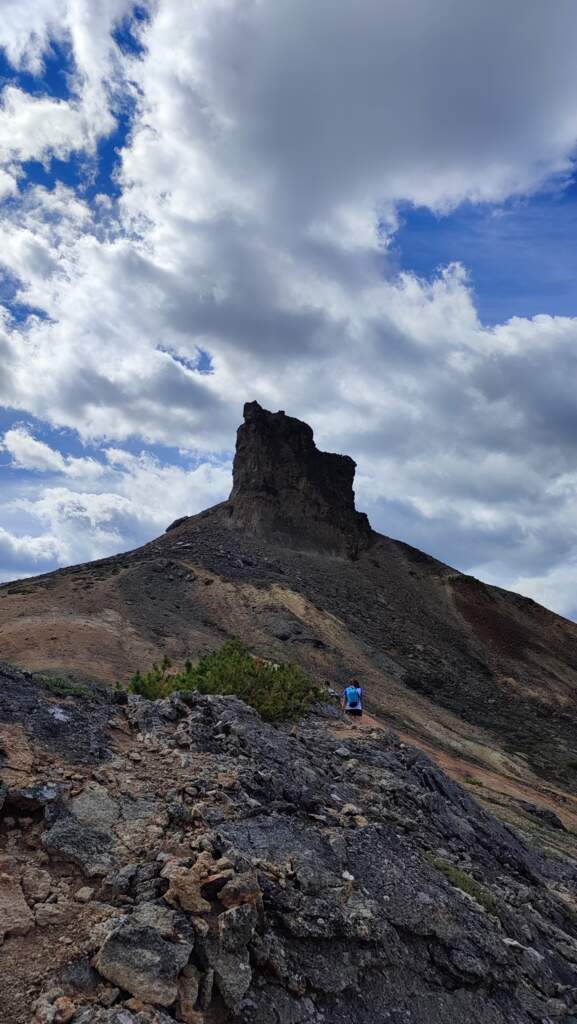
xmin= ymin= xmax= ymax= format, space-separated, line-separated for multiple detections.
xmin=37 ymin=674 xmax=88 ymax=697
xmin=427 ymin=855 xmax=497 ymax=915
xmin=464 ymin=776 xmax=482 ymax=787
xmin=128 ymin=639 xmax=322 ymax=721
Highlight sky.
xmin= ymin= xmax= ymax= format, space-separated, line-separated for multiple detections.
xmin=2 ymin=2 xmax=577 ymax=619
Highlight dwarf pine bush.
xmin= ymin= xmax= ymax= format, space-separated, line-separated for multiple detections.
xmin=128 ymin=639 xmax=322 ymax=721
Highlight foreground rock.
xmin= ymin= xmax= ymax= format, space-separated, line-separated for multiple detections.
xmin=3 ymin=663 xmax=577 ymax=1023
xmin=95 ymin=903 xmax=194 ymax=1005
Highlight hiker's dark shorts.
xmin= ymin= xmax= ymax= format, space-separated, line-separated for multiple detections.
xmin=345 ymin=707 xmax=363 ymax=717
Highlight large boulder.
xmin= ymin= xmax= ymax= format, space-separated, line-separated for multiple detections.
xmin=94 ymin=903 xmax=194 ymax=1007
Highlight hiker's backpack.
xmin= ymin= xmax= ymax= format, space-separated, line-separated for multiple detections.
xmin=345 ymin=685 xmax=360 ymax=708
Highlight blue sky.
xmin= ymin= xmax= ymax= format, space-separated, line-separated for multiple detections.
xmin=3 ymin=0 xmax=577 ymax=618
xmin=396 ymin=186 xmax=577 ymax=325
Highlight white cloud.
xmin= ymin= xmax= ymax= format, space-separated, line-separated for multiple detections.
xmin=0 ymin=431 xmax=232 ymax=579
xmin=0 ymin=525 xmax=65 ymax=581
xmin=0 ymin=0 xmax=141 ymax=170
xmin=2 ymin=2 xmax=577 ymax=614
xmin=1 ymin=426 xmax=103 ymax=478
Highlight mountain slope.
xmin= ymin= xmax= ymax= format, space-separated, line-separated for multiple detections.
xmin=3 ymin=401 xmax=577 ymax=851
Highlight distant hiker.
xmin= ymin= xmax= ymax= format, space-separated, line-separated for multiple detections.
xmin=342 ymin=681 xmax=363 ymax=717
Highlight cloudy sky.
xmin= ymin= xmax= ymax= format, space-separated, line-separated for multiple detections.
xmin=2 ymin=1 xmax=577 ymax=617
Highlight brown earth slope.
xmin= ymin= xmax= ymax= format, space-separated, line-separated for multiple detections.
xmin=2 ymin=401 xmax=577 ymax=855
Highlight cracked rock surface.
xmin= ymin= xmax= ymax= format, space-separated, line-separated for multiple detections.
xmin=3 ymin=662 xmax=577 ymax=1023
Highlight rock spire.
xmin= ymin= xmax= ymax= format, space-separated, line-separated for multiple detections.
xmin=227 ymin=401 xmax=372 ymax=557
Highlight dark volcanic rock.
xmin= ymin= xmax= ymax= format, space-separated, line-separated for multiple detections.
xmin=95 ymin=904 xmax=194 ymax=1006
xmin=42 ymin=813 xmax=117 ymax=877
xmin=5 ymin=680 xmax=577 ymax=1024
xmin=0 ymin=660 xmax=112 ymax=764
xmin=227 ymin=400 xmax=372 ymax=557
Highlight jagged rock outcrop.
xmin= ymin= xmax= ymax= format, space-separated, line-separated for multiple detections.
xmin=3 ymin=660 xmax=577 ymax=1024
xmin=166 ymin=400 xmax=374 ymax=561
xmin=226 ymin=400 xmax=371 ymax=557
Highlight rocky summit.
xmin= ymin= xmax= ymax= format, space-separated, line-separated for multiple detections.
xmin=4 ymin=402 xmax=577 ymax=1020
xmin=3 ymin=659 xmax=577 ymax=1024
xmin=224 ymin=401 xmax=372 ymax=557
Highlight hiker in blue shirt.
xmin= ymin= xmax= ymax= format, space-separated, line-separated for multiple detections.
xmin=341 ymin=680 xmax=363 ymax=717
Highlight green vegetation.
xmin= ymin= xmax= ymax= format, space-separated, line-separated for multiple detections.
xmin=427 ymin=855 xmax=497 ymax=915
xmin=464 ymin=776 xmax=483 ymax=787
xmin=128 ymin=639 xmax=322 ymax=721
xmin=37 ymin=674 xmax=88 ymax=697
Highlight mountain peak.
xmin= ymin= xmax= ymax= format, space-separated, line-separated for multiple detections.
xmin=228 ymin=401 xmax=372 ymax=557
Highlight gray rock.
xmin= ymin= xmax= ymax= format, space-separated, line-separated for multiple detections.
xmin=94 ymin=904 xmax=194 ymax=1006
xmin=5 ymin=781 xmax=64 ymax=815
xmin=42 ymin=815 xmax=116 ymax=877
xmin=71 ymin=784 xmax=120 ymax=831
xmin=193 ymin=903 xmax=257 ymax=1012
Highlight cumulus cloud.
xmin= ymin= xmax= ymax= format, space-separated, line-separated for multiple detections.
xmin=0 ymin=432 xmax=232 ymax=580
xmin=1 ymin=426 xmax=103 ymax=477
xmin=0 ymin=0 xmax=137 ymax=164
xmin=2 ymin=1 xmax=577 ymax=615
xmin=0 ymin=525 xmax=65 ymax=579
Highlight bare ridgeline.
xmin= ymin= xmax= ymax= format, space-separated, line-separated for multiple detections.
xmin=4 ymin=403 xmax=577 ymax=1022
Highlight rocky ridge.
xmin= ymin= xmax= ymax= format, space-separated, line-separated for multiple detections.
xmin=4 ymin=403 xmax=577 ymax=868
xmin=3 ymin=661 xmax=577 ymax=1024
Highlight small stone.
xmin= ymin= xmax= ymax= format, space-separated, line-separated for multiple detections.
xmin=219 ymin=872 xmax=261 ymax=910
xmin=162 ymin=851 xmax=216 ymax=914
xmin=201 ymin=870 xmax=235 ymax=898
xmin=335 ymin=747 xmax=352 ymax=758
xmin=99 ymin=986 xmax=119 ymax=1008
xmin=41 ymin=816 xmax=115 ymax=878
xmin=35 ymin=902 xmax=70 ymax=927
xmin=75 ymin=886 xmax=95 ymax=903
xmin=340 ymin=803 xmax=362 ymax=816
xmin=0 ymin=872 xmax=35 ymax=940
xmin=22 ymin=865 xmax=52 ymax=904
xmin=53 ymin=996 xmax=76 ymax=1023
